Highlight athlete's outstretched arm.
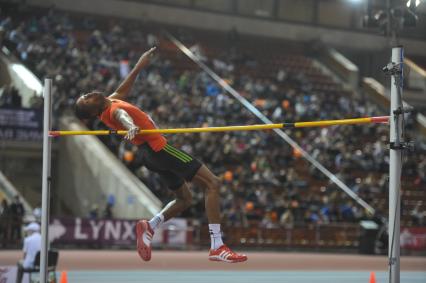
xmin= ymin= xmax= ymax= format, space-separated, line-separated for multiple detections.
xmin=113 ymin=108 xmax=140 ymax=140
xmin=109 ymin=47 xmax=156 ymax=101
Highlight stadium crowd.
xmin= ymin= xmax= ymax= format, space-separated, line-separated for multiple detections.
xmin=1 ymin=4 xmax=424 ymax=228
xmin=0 ymin=196 xmax=25 ymax=247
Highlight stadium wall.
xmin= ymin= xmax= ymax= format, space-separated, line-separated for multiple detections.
xmin=27 ymin=0 xmax=426 ymax=56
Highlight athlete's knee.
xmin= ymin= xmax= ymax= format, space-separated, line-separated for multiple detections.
xmin=182 ymin=190 xmax=192 ymax=208
xmin=177 ymin=187 xmax=192 ymax=208
xmin=206 ymin=175 xmax=221 ymax=193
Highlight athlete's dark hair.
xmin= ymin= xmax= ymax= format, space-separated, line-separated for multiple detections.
xmin=75 ymin=91 xmax=104 ymax=120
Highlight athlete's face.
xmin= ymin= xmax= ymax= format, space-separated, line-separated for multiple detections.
xmin=76 ymin=92 xmax=105 ymax=118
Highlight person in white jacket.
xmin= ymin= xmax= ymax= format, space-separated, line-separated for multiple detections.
xmin=16 ymin=222 xmax=41 ymax=283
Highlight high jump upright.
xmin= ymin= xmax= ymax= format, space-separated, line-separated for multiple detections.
xmin=40 ymin=78 xmax=52 ymax=283
xmin=386 ymin=46 xmax=405 ymax=283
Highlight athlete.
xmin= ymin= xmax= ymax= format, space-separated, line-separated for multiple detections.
xmin=75 ymin=47 xmax=247 ymax=263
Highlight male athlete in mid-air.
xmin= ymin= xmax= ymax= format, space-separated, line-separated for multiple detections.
xmin=75 ymin=47 xmax=247 ymax=263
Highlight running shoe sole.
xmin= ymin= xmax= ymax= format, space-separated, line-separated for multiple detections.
xmin=208 ymin=255 xmax=247 ymax=263
xmin=136 ymin=220 xmax=152 ymax=261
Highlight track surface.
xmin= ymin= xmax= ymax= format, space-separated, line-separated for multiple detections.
xmin=1 ymin=250 xmax=425 ymax=282
xmin=1 ymin=250 xmax=425 ymax=270
xmin=65 ymin=271 xmax=425 ymax=283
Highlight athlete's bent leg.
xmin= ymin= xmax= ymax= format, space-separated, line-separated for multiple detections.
xmin=136 ymin=183 xmax=192 ymax=262
xmin=161 ymin=183 xmax=192 ymax=221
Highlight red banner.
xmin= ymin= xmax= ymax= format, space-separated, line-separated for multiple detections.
xmin=400 ymin=227 xmax=426 ymax=250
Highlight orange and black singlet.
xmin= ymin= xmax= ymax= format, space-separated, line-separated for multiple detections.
xmin=99 ymin=99 xmax=167 ymax=151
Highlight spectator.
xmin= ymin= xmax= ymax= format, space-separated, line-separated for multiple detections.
xmin=16 ymin=222 xmax=41 ymax=283
xmin=89 ymin=204 xmax=99 ymax=219
xmin=189 ymin=43 xmax=206 ymax=62
xmin=29 ymin=91 xmax=43 ymax=109
xmin=10 ymin=86 xmax=22 ymax=108
xmin=0 ymin=199 xmax=11 ymax=246
xmin=410 ymin=201 xmax=425 ymax=226
xmin=10 ymin=195 xmax=25 ymax=241
xmin=32 ymin=203 xmax=41 ymax=223
xmin=103 ymin=203 xmax=113 ymax=219
xmin=279 ymin=208 xmax=294 ymax=228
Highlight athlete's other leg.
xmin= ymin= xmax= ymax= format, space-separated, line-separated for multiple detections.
xmin=192 ymin=165 xmax=247 ymax=263
xmin=136 ymin=183 xmax=192 ymax=261
xmin=191 ymin=165 xmax=221 ymax=223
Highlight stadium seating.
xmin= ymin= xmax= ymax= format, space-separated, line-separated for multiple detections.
xmin=0 ymin=4 xmax=424 ymax=239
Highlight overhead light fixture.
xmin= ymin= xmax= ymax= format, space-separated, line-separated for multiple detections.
xmin=407 ymin=0 xmax=423 ymax=7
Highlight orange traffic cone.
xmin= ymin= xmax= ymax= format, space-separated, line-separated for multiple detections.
xmin=369 ymin=272 xmax=376 ymax=283
xmin=59 ymin=271 xmax=68 ymax=283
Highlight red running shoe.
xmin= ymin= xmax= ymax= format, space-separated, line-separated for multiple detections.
xmin=209 ymin=245 xmax=248 ymax=263
xmin=136 ymin=220 xmax=154 ymax=261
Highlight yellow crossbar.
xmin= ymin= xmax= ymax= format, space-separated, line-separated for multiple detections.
xmin=49 ymin=116 xmax=389 ymax=137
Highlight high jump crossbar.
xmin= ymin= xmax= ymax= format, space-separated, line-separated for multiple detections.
xmin=49 ymin=116 xmax=389 ymax=136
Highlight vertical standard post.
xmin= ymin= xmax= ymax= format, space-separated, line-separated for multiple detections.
xmin=40 ymin=78 xmax=52 ymax=283
xmin=388 ymin=47 xmax=403 ymax=283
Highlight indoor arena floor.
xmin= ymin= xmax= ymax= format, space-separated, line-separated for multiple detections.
xmin=1 ymin=250 xmax=425 ymax=283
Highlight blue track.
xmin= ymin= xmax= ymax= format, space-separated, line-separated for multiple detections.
xmin=63 ymin=271 xmax=426 ymax=283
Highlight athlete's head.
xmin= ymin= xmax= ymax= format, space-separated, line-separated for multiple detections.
xmin=75 ymin=91 xmax=106 ymax=119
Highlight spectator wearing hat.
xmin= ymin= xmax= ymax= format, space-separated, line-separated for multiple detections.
xmin=16 ymin=222 xmax=41 ymax=283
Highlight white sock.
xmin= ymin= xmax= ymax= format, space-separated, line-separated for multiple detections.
xmin=148 ymin=214 xmax=164 ymax=230
xmin=209 ymin=224 xmax=224 ymax=250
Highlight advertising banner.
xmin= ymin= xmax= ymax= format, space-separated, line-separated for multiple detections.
xmin=0 ymin=108 xmax=42 ymax=141
xmin=400 ymin=227 xmax=426 ymax=251
xmin=49 ymin=217 xmax=189 ymax=247
xmin=0 ymin=266 xmax=16 ymax=283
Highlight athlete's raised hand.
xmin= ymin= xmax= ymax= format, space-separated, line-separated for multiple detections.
xmin=109 ymin=46 xmax=157 ymax=101
xmin=136 ymin=46 xmax=156 ymax=69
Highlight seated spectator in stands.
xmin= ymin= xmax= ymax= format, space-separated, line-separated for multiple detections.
xmin=410 ymin=201 xmax=424 ymax=226
xmin=32 ymin=203 xmax=41 ymax=223
xmin=414 ymin=157 xmax=426 ymax=186
xmin=280 ymin=208 xmax=294 ymax=228
xmin=189 ymin=44 xmax=206 ymax=61
xmin=16 ymin=222 xmax=41 ymax=283
xmin=103 ymin=203 xmax=113 ymax=219
xmin=10 ymin=195 xmax=25 ymax=241
xmin=205 ymin=81 xmax=220 ymax=97
xmin=29 ymin=91 xmax=43 ymax=109
xmin=89 ymin=204 xmax=99 ymax=219
xmin=340 ymin=201 xmax=355 ymax=222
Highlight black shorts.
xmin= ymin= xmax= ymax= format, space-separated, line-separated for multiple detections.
xmin=139 ymin=143 xmax=202 ymax=190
